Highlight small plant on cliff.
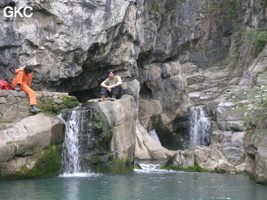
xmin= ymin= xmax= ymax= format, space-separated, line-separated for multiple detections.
xmin=206 ymin=0 xmax=241 ymax=21
xmin=245 ymin=30 xmax=267 ymax=58
xmin=241 ymin=85 xmax=267 ymax=133
xmin=227 ymin=0 xmax=241 ymax=20
xmin=251 ymin=32 xmax=267 ymax=57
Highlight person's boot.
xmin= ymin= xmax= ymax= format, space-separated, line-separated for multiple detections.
xmin=111 ymin=95 xmax=116 ymax=101
xmin=31 ymin=105 xmax=41 ymax=113
xmin=99 ymin=95 xmax=105 ymax=101
xmin=15 ymin=84 xmax=20 ymax=92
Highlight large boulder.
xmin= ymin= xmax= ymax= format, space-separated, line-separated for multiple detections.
xmin=82 ymin=95 xmax=137 ymax=173
xmin=165 ymin=145 xmax=245 ymax=173
xmin=138 ymin=99 xmax=162 ymax=130
xmin=87 ymin=95 xmax=175 ymax=164
xmin=243 ymin=129 xmax=267 ymax=184
xmin=211 ymin=130 xmax=246 ymax=166
xmin=135 ymin=121 xmax=175 ymax=160
xmin=0 ymin=113 xmax=64 ymax=180
xmin=96 ymin=95 xmax=137 ymax=161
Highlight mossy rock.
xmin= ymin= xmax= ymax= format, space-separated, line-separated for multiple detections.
xmin=0 ymin=145 xmax=62 ymax=180
xmin=162 ymin=162 xmax=210 ymax=172
xmin=62 ymin=96 xmax=79 ymax=108
xmin=28 ymin=145 xmax=62 ymax=178
xmin=93 ymin=111 xmax=113 ymax=151
xmin=95 ymin=158 xmax=133 ymax=174
xmin=38 ymin=95 xmax=79 ymax=115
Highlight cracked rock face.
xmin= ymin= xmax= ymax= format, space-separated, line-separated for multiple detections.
xmin=0 ymin=0 xmax=237 ymax=93
xmin=0 ymin=0 xmax=137 ymax=92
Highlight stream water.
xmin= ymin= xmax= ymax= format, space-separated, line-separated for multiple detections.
xmin=1 ymin=107 xmax=266 ymax=199
xmin=0 ymin=165 xmax=266 ymax=200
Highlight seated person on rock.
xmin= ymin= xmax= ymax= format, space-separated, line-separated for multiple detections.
xmin=100 ymin=69 xmax=122 ymax=101
xmin=12 ymin=65 xmax=41 ymax=113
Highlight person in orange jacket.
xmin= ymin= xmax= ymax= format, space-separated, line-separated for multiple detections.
xmin=12 ymin=65 xmax=41 ymax=113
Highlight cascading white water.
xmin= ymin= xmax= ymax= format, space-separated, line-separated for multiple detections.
xmin=59 ymin=107 xmax=94 ymax=175
xmin=188 ymin=107 xmax=211 ymax=148
xmin=149 ymin=129 xmax=161 ymax=145
xmin=59 ymin=108 xmax=82 ymax=174
xmin=59 ymin=107 xmax=95 ymax=176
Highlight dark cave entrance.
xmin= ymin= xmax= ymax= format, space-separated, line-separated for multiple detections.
xmin=154 ymin=115 xmax=190 ymax=151
xmin=69 ymin=87 xmax=100 ymax=103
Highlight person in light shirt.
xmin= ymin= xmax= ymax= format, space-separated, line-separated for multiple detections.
xmin=99 ymin=69 xmax=123 ymax=101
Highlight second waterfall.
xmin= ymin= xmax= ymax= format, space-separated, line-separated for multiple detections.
xmin=188 ymin=107 xmax=212 ymax=148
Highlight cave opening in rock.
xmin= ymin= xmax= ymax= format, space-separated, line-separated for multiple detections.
xmin=69 ymin=88 xmax=100 ymax=103
xmin=140 ymin=83 xmax=152 ymax=100
xmin=144 ymin=114 xmax=190 ymax=151
xmin=155 ymin=116 xmax=189 ymax=151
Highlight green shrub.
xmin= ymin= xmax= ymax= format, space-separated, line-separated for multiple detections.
xmin=241 ymin=86 xmax=267 ymax=132
xmin=162 ymin=162 xmax=209 ymax=172
xmin=252 ymin=32 xmax=267 ymax=57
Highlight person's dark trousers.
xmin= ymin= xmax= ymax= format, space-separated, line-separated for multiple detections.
xmin=101 ymin=85 xmax=123 ymax=99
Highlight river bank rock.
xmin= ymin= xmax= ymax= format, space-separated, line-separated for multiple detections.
xmin=0 ymin=113 xmax=64 ymax=180
xmin=165 ymin=145 xmax=245 ymax=173
xmin=135 ymin=121 xmax=175 ymax=160
xmin=243 ymin=128 xmax=267 ymax=184
xmin=211 ymin=130 xmax=246 ymax=166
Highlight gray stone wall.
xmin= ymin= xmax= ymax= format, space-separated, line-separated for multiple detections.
xmin=0 ymin=89 xmax=78 ymax=130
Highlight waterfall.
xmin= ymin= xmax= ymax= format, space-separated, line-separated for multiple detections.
xmin=188 ymin=107 xmax=211 ymax=148
xmin=59 ymin=107 xmax=94 ymax=175
xmin=134 ymin=163 xmax=176 ymax=173
xmin=149 ymin=129 xmax=161 ymax=145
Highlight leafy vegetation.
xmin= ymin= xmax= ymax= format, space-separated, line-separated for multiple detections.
xmin=236 ymin=86 xmax=267 ymax=133
xmin=93 ymin=111 xmax=113 ymax=151
xmin=162 ymin=162 xmax=209 ymax=172
xmin=230 ymin=29 xmax=267 ymax=60
xmin=226 ymin=0 xmax=241 ymax=20
xmin=207 ymin=0 xmax=241 ymax=20
xmin=250 ymin=31 xmax=267 ymax=57
xmin=38 ymin=95 xmax=79 ymax=115
xmin=29 ymin=145 xmax=62 ymax=178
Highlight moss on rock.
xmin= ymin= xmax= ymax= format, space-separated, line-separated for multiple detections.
xmin=93 ymin=111 xmax=113 ymax=151
xmin=28 ymin=145 xmax=62 ymax=178
xmin=162 ymin=162 xmax=210 ymax=172
xmin=95 ymin=158 xmax=133 ymax=174
xmin=38 ymin=94 xmax=79 ymax=115
xmin=0 ymin=145 xmax=62 ymax=180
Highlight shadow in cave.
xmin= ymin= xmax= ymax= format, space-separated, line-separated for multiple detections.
xmin=140 ymin=83 xmax=152 ymax=100
xmin=69 ymin=87 xmax=100 ymax=103
xmin=146 ymin=110 xmax=190 ymax=151
xmin=155 ymin=124 xmax=190 ymax=151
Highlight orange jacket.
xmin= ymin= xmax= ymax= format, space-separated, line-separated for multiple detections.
xmin=12 ymin=68 xmax=33 ymax=87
